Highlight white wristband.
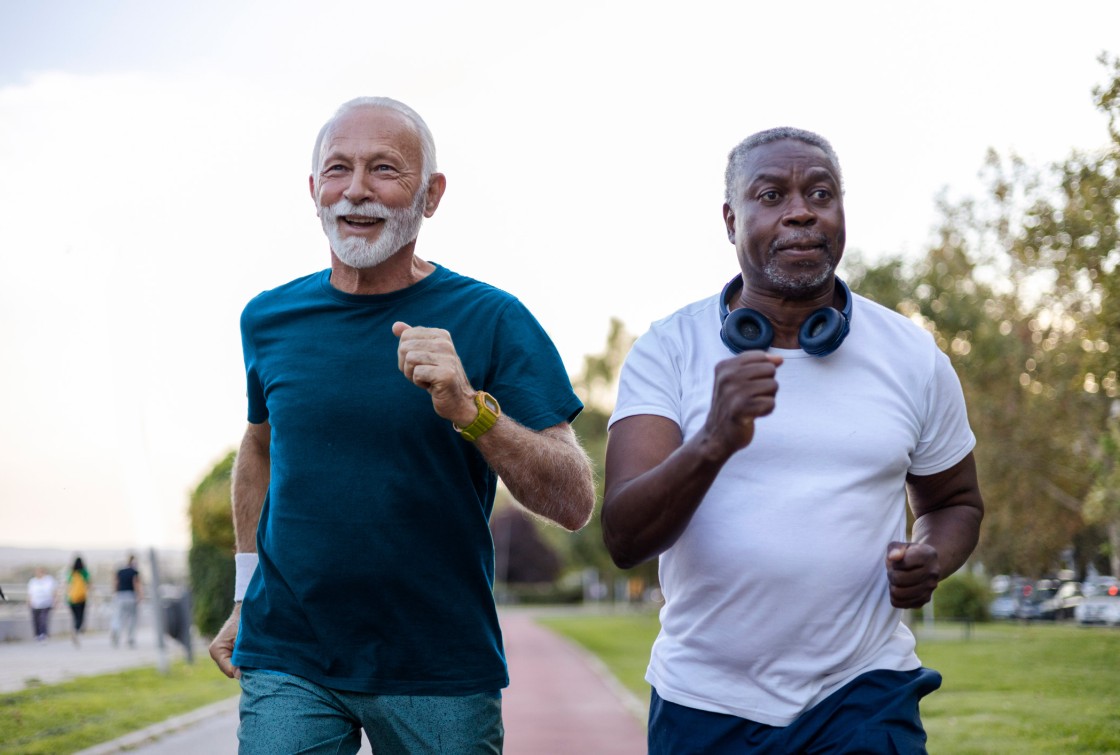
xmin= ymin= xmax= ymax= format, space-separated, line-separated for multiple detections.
xmin=234 ymin=552 xmax=259 ymax=602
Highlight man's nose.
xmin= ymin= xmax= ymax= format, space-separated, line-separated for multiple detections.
xmin=782 ymin=196 xmax=816 ymax=225
xmin=344 ymin=170 xmax=374 ymax=203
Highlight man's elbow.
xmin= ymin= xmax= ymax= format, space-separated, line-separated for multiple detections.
xmin=600 ymin=512 xmax=645 ymax=570
xmin=557 ymin=490 xmax=595 ymax=532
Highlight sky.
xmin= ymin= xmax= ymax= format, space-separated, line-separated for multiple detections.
xmin=1 ymin=0 xmax=1118 ymax=551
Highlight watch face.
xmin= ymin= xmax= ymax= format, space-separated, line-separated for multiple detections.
xmin=483 ymin=394 xmax=499 ymax=413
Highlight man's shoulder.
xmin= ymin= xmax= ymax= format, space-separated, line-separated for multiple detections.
xmin=424 ymin=264 xmax=537 ymax=324
xmin=643 ymin=292 xmax=720 ymax=338
xmin=241 ymin=270 xmax=327 ymax=320
xmin=852 ymin=293 xmax=935 ymax=343
xmin=249 ymin=270 xmax=326 ymax=303
xmin=429 ymin=264 xmax=518 ymax=305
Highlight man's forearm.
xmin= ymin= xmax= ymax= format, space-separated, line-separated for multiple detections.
xmin=601 ymin=434 xmax=730 ymax=569
xmin=476 ymin=422 xmax=594 ymax=531
xmin=233 ymin=422 xmax=271 ymax=553
xmin=913 ymin=505 xmax=983 ymax=580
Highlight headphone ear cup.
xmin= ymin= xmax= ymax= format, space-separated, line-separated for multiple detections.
xmin=799 ymin=307 xmax=848 ymax=356
xmin=721 ymin=308 xmax=774 ymax=354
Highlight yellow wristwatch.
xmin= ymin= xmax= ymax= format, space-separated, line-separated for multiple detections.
xmin=454 ymin=391 xmax=501 ymax=442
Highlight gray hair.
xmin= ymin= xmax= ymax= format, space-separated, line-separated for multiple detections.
xmin=311 ymin=97 xmax=437 ymax=186
xmin=724 ymin=127 xmax=842 ymax=204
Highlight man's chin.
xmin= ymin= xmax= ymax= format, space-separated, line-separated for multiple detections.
xmin=763 ymin=262 xmax=835 ymax=297
xmin=334 ymin=249 xmax=395 ymax=269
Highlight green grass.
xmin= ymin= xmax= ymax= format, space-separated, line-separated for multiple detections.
xmin=540 ymin=611 xmax=1120 ymax=754
xmin=0 ymin=661 xmax=239 ymax=754
xmin=918 ymin=622 xmax=1120 ymax=754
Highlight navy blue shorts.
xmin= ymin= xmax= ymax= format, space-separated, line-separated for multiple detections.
xmin=648 ymin=667 xmax=942 ymax=754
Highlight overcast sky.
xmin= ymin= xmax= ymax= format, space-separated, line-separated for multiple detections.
xmin=2 ymin=1 xmax=1118 ymax=551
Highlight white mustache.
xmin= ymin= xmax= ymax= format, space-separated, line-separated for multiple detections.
xmin=323 ymin=198 xmax=395 ymax=220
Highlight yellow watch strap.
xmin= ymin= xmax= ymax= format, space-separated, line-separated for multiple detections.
xmin=454 ymin=391 xmax=501 ymax=442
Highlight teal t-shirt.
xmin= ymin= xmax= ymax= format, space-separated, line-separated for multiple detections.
xmin=232 ymin=264 xmax=582 ymax=694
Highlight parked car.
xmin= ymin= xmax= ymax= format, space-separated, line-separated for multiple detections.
xmin=989 ymin=594 xmax=1019 ymax=620
xmin=1038 ymin=580 xmax=1083 ymax=620
xmin=1083 ymin=576 xmax=1119 ymax=596
xmin=988 ymin=577 xmax=1041 ymax=621
xmin=1074 ymin=581 xmax=1120 ymax=626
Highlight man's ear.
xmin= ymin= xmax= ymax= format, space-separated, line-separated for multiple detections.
xmin=723 ymin=203 xmax=736 ymax=243
xmin=423 ymin=173 xmax=448 ymax=218
xmin=309 ymin=175 xmax=321 ymax=216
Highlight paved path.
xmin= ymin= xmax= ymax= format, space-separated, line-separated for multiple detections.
xmin=2 ymin=609 xmax=648 ymax=754
xmin=0 ymin=629 xmax=193 ymax=693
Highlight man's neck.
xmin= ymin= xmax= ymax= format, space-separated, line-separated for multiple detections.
xmin=736 ymin=276 xmax=840 ymax=348
xmin=328 ymin=245 xmax=435 ymax=295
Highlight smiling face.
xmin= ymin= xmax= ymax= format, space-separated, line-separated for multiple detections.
xmin=311 ymin=106 xmax=435 ymax=269
xmin=723 ymin=138 xmax=846 ymax=298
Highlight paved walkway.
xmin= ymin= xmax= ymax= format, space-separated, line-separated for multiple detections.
xmin=1 ymin=608 xmax=648 ymax=754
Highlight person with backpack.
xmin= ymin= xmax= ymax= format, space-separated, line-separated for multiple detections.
xmin=66 ymin=555 xmax=91 ymax=646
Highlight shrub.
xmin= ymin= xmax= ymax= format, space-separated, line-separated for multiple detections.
xmin=188 ymin=451 xmax=237 ymax=637
xmin=933 ymin=572 xmax=992 ymax=622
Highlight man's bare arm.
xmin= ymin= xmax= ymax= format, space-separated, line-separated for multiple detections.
xmin=475 ymin=421 xmax=594 ymax=531
xmin=232 ymin=421 xmax=271 ymax=552
xmin=603 ymin=351 xmax=782 ymax=569
xmin=209 ymin=420 xmax=271 ymax=679
xmin=393 ymin=321 xmax=593 ymax=531
xmin=886 ymin=452 xmax=984 ymax=608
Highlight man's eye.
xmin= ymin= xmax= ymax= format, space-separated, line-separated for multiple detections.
xmin=373 ymin=164 xmax=396 ymax=172
xmin=325 ymin=165 xmax=347 ymax=173
xmin=760 ymin=190 xmax=780 ymax=201
xmin=810 ymin=189 xmax=832 ymax=201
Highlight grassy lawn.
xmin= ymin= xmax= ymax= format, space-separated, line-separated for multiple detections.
xmin=0 ymin=661 xmax=238 ymax=754
xmin=918 ymin=622 xmax=1120 ymax=753
xmin=540 ymin=611 xmax=1120 ymax=754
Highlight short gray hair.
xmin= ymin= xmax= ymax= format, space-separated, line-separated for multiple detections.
xmin=724 ymin=127 xmax=842 ymax=204
xmin=311 ymin=97 xmax=437 ymax=186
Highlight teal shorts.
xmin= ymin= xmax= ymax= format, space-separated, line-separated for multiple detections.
xmin=238 ymin=669 xmax=503 ymax=754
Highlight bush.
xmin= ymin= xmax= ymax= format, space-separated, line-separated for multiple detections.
xmin=933 ymin=572 xmax=992 ymax=622
xmin=189 ymin=542 xmax=234 ymax=637
xmin=189 ymin=451 xmax=237 ymax=637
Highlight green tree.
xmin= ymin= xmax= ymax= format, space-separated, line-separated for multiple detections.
xmin=848 ymin=54 xmax=1120 ymax=578
xmin=1085 ymin=409 xmax=1120 ymax=577
xmin=188 ymin=451 xmax=236 ymax=637
xmin=553 ymin=317 xmax=662 ymax=593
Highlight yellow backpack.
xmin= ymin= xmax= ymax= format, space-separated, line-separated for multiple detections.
xmin=68 ymin=571 xmax=88 ymax=603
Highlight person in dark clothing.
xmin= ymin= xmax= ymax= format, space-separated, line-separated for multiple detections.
xmin=110 ymin=554 xmax=142 ymax=648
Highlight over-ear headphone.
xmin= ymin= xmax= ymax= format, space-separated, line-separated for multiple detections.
xmin=719 ymin=275 xmax=853 ymax=356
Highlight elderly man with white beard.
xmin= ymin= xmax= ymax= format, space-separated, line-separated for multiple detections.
xmin=208 ymin=97 xmax=595 ymax=754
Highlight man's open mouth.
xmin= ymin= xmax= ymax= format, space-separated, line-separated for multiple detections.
xmin=342 ymin=216 xmax=385 ymax=228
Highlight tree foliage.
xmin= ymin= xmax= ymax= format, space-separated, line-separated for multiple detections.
xmin=569 ymin=319 xmax=660 ymax=589
xmin=852 ymin=54 xmax=1120 ymax=578
xmin=188 ymin=451 xmax=236 ymax=637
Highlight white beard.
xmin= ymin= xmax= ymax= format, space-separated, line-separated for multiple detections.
xmin=319 ymin=189 xmax=427 ymax=269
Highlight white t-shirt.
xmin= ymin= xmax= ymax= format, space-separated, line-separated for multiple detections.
xmin=610 ymin=288 xmax=976 ymax=726
xmin=27 ymin=575 xmax=58 ymax=609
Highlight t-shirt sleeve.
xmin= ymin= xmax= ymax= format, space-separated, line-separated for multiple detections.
xmin=485 ymin=299 xmax=583 ymax=431
xmin=908 ymin=348 xmax=976 ymax=475
xmin=241 ymin=302 xmax=268 ymax=424
xmin=609 ymin=327 xmax=682 ymax=429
